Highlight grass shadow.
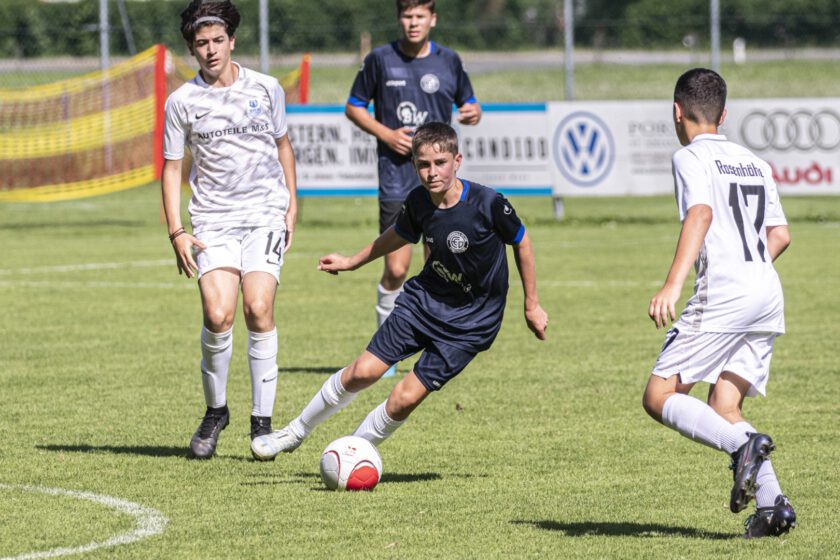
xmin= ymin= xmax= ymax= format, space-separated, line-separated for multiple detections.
xmin=512 ymin=520 xmax=737 ymax=540
xmin=380 ymin=472 xmax=441 ymax=483
xmin=37 ymin=443 xmax=188 ymax=458
xmin=279 ymin=366 xmax=344 ymax=375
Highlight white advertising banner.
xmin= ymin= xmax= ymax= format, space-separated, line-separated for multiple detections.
xmin=547 ymin=99 xmax=840 ymax=197
xmin=286 ymin=101 xmax=840 ymax=197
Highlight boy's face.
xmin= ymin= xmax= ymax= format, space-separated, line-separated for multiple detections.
xmin=398 ymin=6 xmax=436 ymax=46
xmin=190 ymin=24 xmax=235 ymax=81
xmin=413 ymin=143 xmax=462 ymax=195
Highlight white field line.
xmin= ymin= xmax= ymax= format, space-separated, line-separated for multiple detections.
xmin=0 ymin=259 xmax=172 ymax=276
xmin=0 ymin=484 xmax=168 ymax=560
xmin=0 ymin=280 xmax=195 ymax=290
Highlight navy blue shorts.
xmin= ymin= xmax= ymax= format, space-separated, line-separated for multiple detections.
xmin=378 ymin=199 xmax=403 ymax=234
xmin=367 ymin=311 xmax=478 ymax=391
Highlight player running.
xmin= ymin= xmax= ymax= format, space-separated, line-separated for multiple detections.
xmin=345 ymin=0 xmax=482 ymax=376
xmin=161 ymin=0 xmax=297 ymax=459
xmin=251 ymin=122 xmax=547 ymax=461
xmin=643 ymin=68 xmax=795 ymax=538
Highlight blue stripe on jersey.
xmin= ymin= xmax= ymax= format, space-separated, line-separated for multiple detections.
xmin=463 ymin=96 xmax=477 ymax=105
xmin=430 ymin=41 xmax=436 ymax=53
xmin=513 ymin=224 xmax=526 ymax=244
xmin=460 ymin=179 xmax=470 ymax=201
xmin=347 ymin=95 xmax=370 ymax=107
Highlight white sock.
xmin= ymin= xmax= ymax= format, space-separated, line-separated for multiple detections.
xmin=288 ymin=369 xmax=356 ymax=439
xmin=733 ymin=421 xmax=783 ymax=508
xmin=661 ymin=393 xmax=750 ymax=453
xmin=376 ymin=283 xmax=402 ymax=328
xmin=200 ymin=326 xmax=233 ymax=408
xmin=248 ymin=328 xmax=278 ymax=417
xmin=352 ymin=400 xmax=405 ymax=446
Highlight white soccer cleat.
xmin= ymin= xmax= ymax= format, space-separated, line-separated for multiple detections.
xmin=250 ymin=427 xmax=303 ymax=461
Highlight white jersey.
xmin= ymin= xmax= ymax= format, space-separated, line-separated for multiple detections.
xmin=163 ymin=63 xmax=289 ymax=232
xmin=672 ymin=133 xmax=787 ymax=334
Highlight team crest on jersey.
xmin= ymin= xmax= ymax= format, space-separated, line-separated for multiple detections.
xmin=396 ymin=101 xmax=428 ymax=127
xmin=248 ymin=99 xmax=262 ymax=117
xmin=420 ymin=73 xmax=440 ymax=94
xmin=447 ymin=231 xmax=469 ymax=254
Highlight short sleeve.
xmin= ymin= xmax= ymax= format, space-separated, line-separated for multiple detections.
xmin=348 ymin=52 xmax=378 ymax=107
xmin=453 ymin=54 xmax=476 ymax=107
xmin=163 ymin=96 xmax=186 ymax=160
xmin=270 ymin=79 xmax=288 ymax=138
xmin=394 ymin=196 xmax=421 ymax=243
xmin=672 ymin=148 xmax=711 ymax=221
xmin=491 ymin=193 xmax=524 ymax=245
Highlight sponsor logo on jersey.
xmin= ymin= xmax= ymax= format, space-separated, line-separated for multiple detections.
xmin=552 ymin=111 xmax=615 ymax=188
xmin=396 ymin=101 xmax=428 ymax=128
xmin=195 ymin=110 xmax=211 ymax=120
xmin=446 ymin=231 xmax=469 ymax=254
xmin=431 ymin=260 xmax=472 ymax=293
xmin=248 ymin=99 xmax=262 ymax=117
xmin=503 ymin=205 xmax=512 ymax=215
xmin=386 ymin=80 xmax=407 ymax=87
xmin=420 ymin=73 xmax=440 ymax=94
xmin=426 ymin=236 xmax=434 ymax=243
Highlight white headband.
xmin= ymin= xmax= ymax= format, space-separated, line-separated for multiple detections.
xmin=192 ymin=16 xmax=226 ymax=28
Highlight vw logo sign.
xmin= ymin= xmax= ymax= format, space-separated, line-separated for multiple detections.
xmin=739 ymin=109 xmax=840 ymax=151
xmin=552 ymin=111 xmax=615 ymax=187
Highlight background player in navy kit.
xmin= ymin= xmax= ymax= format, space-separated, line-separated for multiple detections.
xmin=345 ymin=0 xmax=482 ymax=376
xmin=251 ymin=122 xmax=547 ymax=460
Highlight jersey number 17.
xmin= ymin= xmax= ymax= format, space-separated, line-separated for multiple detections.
xmin=728 ymin=182 xmax=766 ymax=263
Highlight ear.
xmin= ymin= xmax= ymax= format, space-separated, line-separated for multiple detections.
xmin=718 ymin=107 xmax=727 ymax=126
xmin=186 ymin=41 xmax=194 ymax=56
xmin=453 ymin=152 xmax=463 ymax=170
xmin=230 ymin=34 xmax=235 ymax=51
xmin=430 ymin=12 xmax=437 ymax=28
xmin=673 ymin=102 xmax=683 ymax=123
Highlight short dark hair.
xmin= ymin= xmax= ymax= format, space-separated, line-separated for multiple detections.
xmin=674 ymin=68 xmax=727 ymax=125
xmin=396 ymin=0 xmax=435 ymax=16
xmin=180 ymin=0 xmax=241 ymax=43
xmin=412 ymin=122 xmax=459 ymax=157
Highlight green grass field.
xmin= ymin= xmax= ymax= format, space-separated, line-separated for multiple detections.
xmin=1 ymin=187 xmax=838 ymax=558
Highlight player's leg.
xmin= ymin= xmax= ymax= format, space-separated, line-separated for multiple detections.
xmin=191 ymin=266 xmax=240 ymax=459
xmin=376 ymin=199 xmax=410 ymax=377
xmin=353 ymin=341 xmax=475 ymax=445
xmin=241 ymin=271 xmax=279 ymax=445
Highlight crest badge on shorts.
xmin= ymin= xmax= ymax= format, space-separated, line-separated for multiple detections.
xmin=248 ymin=99 xmax=262 ymax=117
xmin=447 ymin=231 xmax=469 ymax=254
xmin=420 ymin=73 xmax=440 ymax=94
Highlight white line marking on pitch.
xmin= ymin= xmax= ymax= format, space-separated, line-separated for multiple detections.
xmin=0 ymin=484 xmax=168 ymax=560
xmin=0 ymin=280 xmax=194 ymax=290
xmin=0 ymin=259 xmax=172 ymax=276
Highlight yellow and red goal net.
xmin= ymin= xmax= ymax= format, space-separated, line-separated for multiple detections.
xmin=0 ymin=46 xmax=309 ymax=202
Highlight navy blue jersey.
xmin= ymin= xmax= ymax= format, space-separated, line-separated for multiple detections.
xmin=348 ymin=42 xmax=476 ymax=201
xmin=392 ymin=180 xmax=525 ymax=351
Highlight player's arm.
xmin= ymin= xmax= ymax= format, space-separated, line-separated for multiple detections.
xmin=648 ymin=204 xmax=712 ymax=328
xmin=318 ymin=226 xmax=410 ymax=275
xmin=512 ymin=231 xmax=548 ymax=340
xmin=161 ymin=158 xmax=206 ymax=278
xmin=345 ymin=103 xmax=413 ymax=156
xmin=766 ymin=225 xmax=791 ymax=262
xmin=276 ymin=133 xmax=298 ymax=251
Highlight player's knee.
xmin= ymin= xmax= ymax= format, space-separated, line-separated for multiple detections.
xmin=243 ymin=298 xmax=273 ymax=324
xmin=382 ymin=265 xmax=408 ymax=285
xmin=642 ymin=386 xmax=665 ymax=421
xmin=343 ymin=360 xmax=382 ymax=390
xmin=203 ymin=307 xmax=234 ymax=332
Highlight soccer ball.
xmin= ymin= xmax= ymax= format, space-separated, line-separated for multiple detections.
xmin=319 ymin=436 xmax=382 ymax=491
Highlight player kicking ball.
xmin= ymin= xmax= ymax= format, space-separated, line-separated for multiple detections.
xmin=252 ymin=122 xmax=547 ymax=460
xmin=643 ymin=68 xmax=795 ymax=538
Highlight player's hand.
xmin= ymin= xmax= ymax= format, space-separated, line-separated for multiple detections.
xmin=172 ymin=234 xmax=206 ymax=279
xmin=384 ymin=127 xmax=414 ymax=156
xmin=525 ymin=304 xmax=548 ymax=340
xmin=318 ymin=253 xmax=353 ymax=275
xmin=457 ymin=103 xmax=482 ymax=126
xmin=284 ymin=204 xmax=297 ymax=252
xmin=648 ymin=283 xmax=681 ymax=329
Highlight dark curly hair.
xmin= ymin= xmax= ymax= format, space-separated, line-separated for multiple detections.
xmin=180 ymin=0 xmax=241 ymax=43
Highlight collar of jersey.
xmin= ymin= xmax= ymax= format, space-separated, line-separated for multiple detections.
xmin=195 ymin=61 xmax=243 ymax=90
xmin=391 ymin=40 xmax=436 ymax=61
xmin=424 ymin=178 xmax=469 ymax=208
xmin=691 ymin=133 xmax=726 ymax=143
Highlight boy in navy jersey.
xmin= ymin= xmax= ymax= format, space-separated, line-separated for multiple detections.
xmin=251 ymin=122 xmax=547 ymax=460
xmin=345 ymin=0 xmax=482 ymax=376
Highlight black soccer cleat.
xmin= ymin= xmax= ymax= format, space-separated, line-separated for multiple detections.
xmin=729 ymin=432 xmax=775 ymax=513
xmin=189 ymin=405 xmax=230 ymax=459
xmin=743 ymin=495 xmax=796 ymax=539
xmin=250 ymin=416 xmax=274 ymax=461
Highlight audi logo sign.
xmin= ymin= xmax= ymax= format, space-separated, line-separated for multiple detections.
xmin=739 ymin=109 xmax=840 ymax=152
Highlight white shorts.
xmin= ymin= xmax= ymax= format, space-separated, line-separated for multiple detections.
xmin=651 ymin=328 xmax=777 ymax=397
xmin=194 ymin=226 xmax=285 ymax=282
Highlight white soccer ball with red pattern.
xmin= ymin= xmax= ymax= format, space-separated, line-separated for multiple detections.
xmin=319 ymin=436 xmax=382 ymax=491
